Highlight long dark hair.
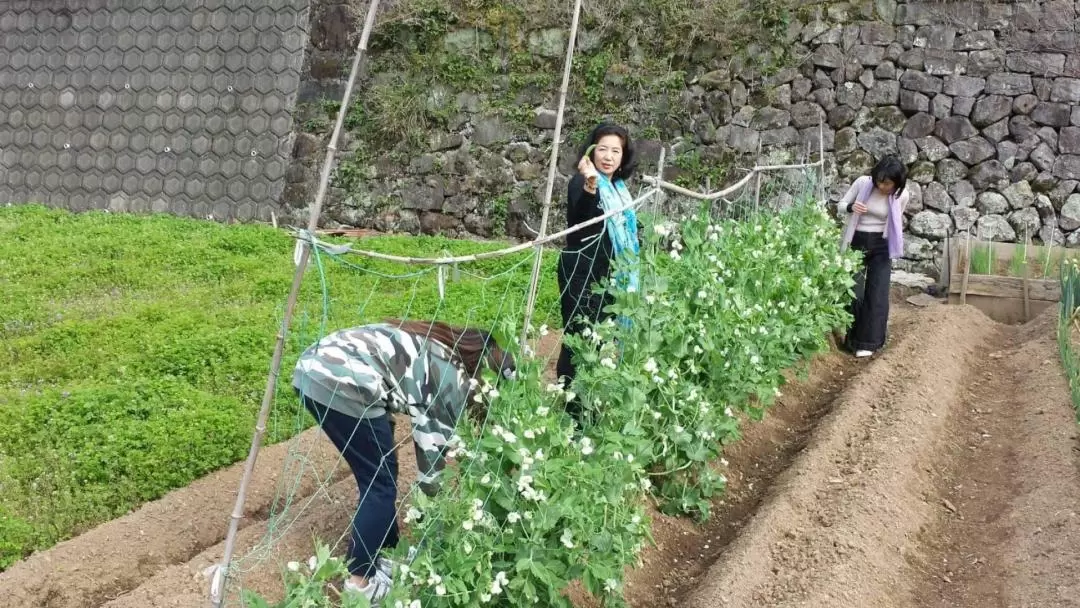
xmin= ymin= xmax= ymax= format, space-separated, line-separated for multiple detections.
xmin=578 ymin=122 xmax=638 ymax=181
xmin=869 ymin=155 xmax=907 ymax=197
xmin=384 ymin=318 xmax=515 ymax=381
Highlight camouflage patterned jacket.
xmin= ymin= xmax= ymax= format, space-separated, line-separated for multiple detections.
xmin=292 ymin=323 xmax=470 ymax=496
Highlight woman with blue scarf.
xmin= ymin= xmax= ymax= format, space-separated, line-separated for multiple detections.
xmin=555 ymin=123 xmax=641 ymax=422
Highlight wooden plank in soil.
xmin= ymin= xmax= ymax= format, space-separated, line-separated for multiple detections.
xmin=948 ymin=274 xmax=1060 ymax=301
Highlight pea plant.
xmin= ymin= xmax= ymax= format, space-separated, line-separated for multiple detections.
xmin=246 ymin=197 xmax=859 ymax=608
xmin=568 ymin=200 xmax=858 ymax=518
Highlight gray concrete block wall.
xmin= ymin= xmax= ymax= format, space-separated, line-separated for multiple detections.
xmin=0 ymin=0 xmax=309 ymax=222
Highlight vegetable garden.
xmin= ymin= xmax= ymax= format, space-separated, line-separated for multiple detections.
xmin=266 ymin=196 xmax=860 ymax=608
xmin=5 ymin=0 xmax=1080 ymax=602
xmin=6 ymin=190 xmax=1080 ymax=608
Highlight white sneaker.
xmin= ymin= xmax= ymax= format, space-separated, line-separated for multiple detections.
xmin=342 ymin=568 xmax=393 ymax=603
xmin=855 ymin=350 xmax=873 ymax=358
xmin=377 ymin=546 xmax=418 ymax=578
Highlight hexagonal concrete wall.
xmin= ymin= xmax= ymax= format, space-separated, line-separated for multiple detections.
xmin=0 ymin=0 xmax=308 ymax=223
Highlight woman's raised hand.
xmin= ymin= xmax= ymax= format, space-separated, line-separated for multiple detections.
xmin=578 ymin=155 xmax=598 ymax=192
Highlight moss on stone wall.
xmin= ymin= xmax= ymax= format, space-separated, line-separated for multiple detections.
xmin=292 ymin=0 xmax=855 ymax=238
xmin=328 ymin=0 xmax=804 ymax=148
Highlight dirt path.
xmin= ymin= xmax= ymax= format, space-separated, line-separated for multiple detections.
xmin=677 ymin=304 xmax=1080 ymax=608
xmin=6 ymin=301 xmax=1080 ymax=608
xmin=915 ymin=314 xmax=1080 ymax=608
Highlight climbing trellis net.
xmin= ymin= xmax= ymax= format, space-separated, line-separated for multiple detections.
xmin=208 ymin=0 xmax=828 ymax=605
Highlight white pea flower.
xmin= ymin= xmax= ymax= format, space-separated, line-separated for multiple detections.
xmin=643 ymin=358 xmax=659 ymax=374
xmin=286 ymin=561 xmax=300 ymax=572
xmin=580 ymin=437 xmax=594 ymax=456
xmin=403 ymin=506 xmax=423 ymax=524
xmin=560 ymin=528 xmax=575 ymax=549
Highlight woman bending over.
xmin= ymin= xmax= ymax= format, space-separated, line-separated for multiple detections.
xmin=292 ymin=319 xmax=516 ymax=601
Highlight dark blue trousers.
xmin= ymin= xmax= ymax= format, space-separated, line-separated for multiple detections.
xmin=845 ymin=230 xmax=891 ymax=352
xmin=302 ymin=396 xmax=399 ymax=577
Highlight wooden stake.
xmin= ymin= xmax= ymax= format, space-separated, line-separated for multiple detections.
xmin=1022 ymin=233 xmax=1031 ymax=322
xmin=960 ymin=233 xmax=971 ymax=305
xmin=753 ymin=140 xmax=762 ymax=215
xmin=210 ymin=2 xmax=382 ymax=605
xmin=519 ymin=0 xmax=585 ymax=350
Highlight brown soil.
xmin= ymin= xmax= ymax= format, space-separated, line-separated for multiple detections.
xmin=0 ymin=427 xmax=348 ymax=608
xmin=5 ymin=301 xmax=1080 ymax=608
xmin=913 ymin=313 xmax=1080 ymax=608
xmin=672 ymin=304 xmax=1080 ymax=608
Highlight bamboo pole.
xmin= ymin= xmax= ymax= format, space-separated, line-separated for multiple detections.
xmin=753 ymin=140 xmax=762 ymax=215
xmin=818 ymin=117 xmax=826 ymax=205
xmin=208 ymin=2 xmax=382 ymax=605
xmin=1023 ymin=232 xmax=1031 ymax=322
xmin=960 ymin=233 xmax=971 ymax=305
xmin=519 ymin=0 xmax=585 ymax=350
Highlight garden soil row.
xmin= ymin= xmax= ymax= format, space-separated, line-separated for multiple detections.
xmin=0 ymin=427 xmax=348 ymax=608
xmin=680 ymin=304 xmax=1080 ymax=608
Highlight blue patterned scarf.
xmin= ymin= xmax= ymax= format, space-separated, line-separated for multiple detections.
xmin=595 ymin=173 xmax=640 ymax=303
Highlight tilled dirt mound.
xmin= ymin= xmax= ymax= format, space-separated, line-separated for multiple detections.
xmin=681 ymin=304 xmax=996 ymax=607
xmin=679 ymin=304 xmax=1080 ymax=608
xmin=0 ymin=426 xmax=347 ymax=608
xmin=94 ymin=420 xmax=421 ymax=608
xmin=914 ymin=312 xmax=1080 ymax=608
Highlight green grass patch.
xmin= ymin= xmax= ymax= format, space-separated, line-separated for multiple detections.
xmin=968 ymin=241 xmax=993 ymax=275
xmin=0 ymin=205 xmax=559 ymax=569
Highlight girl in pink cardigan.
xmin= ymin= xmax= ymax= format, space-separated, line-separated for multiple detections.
xmin=837 ymin=156 xmax=910 ymax=358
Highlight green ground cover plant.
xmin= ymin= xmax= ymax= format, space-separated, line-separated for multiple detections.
xmin=0 ymin=205 xmax=558 ymax=570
